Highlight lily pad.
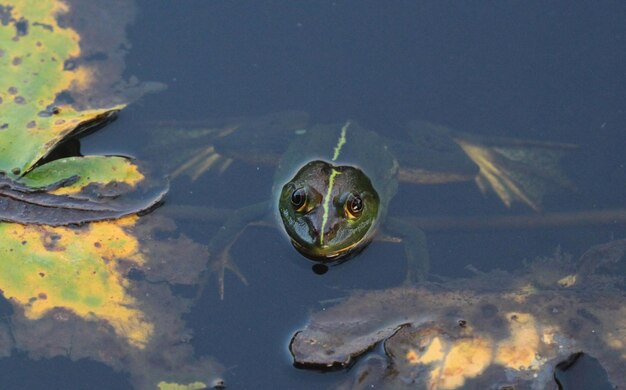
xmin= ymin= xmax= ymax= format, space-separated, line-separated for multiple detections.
xmin=0 ymin=1 xmax=223 ymax=388
xmin=0 ymin=0 xmax=166 ymax=224
xmin=0 ymin=0 xmax=110 ymax=175
xmin=291 ymin=240 xmax=626 ymax=389
xmin=3 ymin=214 xmax=225 ymax=388
xmin=0 ymin=216 xmax=151 ymax=347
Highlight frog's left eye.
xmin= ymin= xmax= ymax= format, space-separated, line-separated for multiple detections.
xmin=344 ymin=193 xmax=363 ymax=219
xmin=291 ymin=188 xmax=307 ymax=212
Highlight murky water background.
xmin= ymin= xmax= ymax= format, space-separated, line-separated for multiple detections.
xmin=2 ymin=2 xmax=626 ymax=388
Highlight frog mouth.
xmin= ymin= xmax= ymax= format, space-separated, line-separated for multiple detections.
xmin=289 ymin=238 xmax=363 ymax=263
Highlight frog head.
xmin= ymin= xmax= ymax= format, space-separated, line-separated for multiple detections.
xmin=279 ymin=160 xmax=380 ymax=261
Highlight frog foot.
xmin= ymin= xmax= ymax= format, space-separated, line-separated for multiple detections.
xmin=171 ymin=145 xmax=234 ymax=181
xmin=210 ymin=248 xmax=248 ymax=300
xmin=453 ymin=134 xmax=575 ymax=211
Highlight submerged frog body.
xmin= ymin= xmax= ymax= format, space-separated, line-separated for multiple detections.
xmin=290 ymin=240 xmax=626 ymax=389
xmin=158 ymin=112 xmax=574 ymax=294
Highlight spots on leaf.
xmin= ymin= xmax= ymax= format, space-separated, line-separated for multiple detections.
xmin=42 ymin=231 xmax=65 ymax=252
xmin=15 ymin=19 xmax=28 ymax=36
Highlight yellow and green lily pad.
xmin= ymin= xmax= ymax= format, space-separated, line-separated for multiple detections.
xmin=7 ymin=214 xmax=225 ymax=389
xmin=0 ymin=0 xmax=222 ymax=388
xmin=0 ymin=1 xmax=111 ymax=175
xmin=0 ymin=0 xmax=166 ymax=224
xmin=0 ymin=216 xmax=152 ymax=348
xmin=17 ymin=155 xmax=144 ymax=193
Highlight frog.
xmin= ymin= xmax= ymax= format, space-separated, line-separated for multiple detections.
xmin=150 ymin=111 xmax=574 ymax=297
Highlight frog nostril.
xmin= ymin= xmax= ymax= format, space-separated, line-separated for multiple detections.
xmin=322 ymin=225 xmax=339 ymax=244
xmin=307 ymin=225 xmax=320 ymax=241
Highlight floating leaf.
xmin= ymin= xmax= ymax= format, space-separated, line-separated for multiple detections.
xmin=18 ymin=155 xmax=144 ymax=192
xmin=0 ymin=156 xmax=167 ymax=225
xmin=0 ymin=0 xmax=166 ymax=224
xmin=0 ymin=0 xmax=114 ymax=175
xmin=0 ymin=1 xmax=221 ymax=388
xmin=3 ymin=214 xmax=225 ymax=388
xmin=0 ymin=217 xmax=152 ymax=347
xmin=157 ymin=381 xmax=209 ymax=390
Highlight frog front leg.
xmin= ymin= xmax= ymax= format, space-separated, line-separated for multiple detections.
xmin=204 ymin=201 xmax=271 ymax=299
xmin=383 ymin=217 xmax=430 ymax=284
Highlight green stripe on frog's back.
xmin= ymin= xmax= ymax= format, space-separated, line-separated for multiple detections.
xmin=319 ymin=121 xmax=350 ymax=245
xmin=331 ymin=121 xmax=349 ymax=161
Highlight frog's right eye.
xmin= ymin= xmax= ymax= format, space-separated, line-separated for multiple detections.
xmin=291 ymin=188 xmax=307 ymax=212
xmin=344 ymin=193 xmax=363 ymax=220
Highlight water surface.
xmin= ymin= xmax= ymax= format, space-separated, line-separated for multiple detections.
xmin=3 ymin=2 xmax=626 ymax=389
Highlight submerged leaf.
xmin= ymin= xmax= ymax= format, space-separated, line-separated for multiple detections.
xmin=291 ymin=241 xmax=626 ymax=389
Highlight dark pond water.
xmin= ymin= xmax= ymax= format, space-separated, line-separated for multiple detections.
xmin=2 ymin=1 xmax=626 ymax=389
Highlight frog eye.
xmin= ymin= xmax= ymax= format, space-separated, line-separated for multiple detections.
xmin=344 ymin=193 xmax=363 ymax=219
xmin=291 ymin=188 xmax=307 ymax=212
